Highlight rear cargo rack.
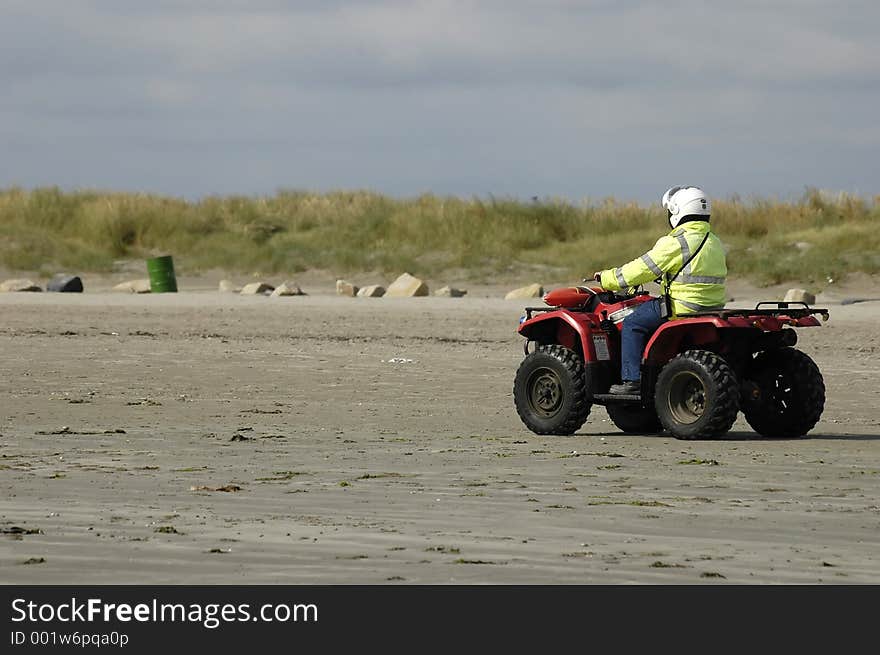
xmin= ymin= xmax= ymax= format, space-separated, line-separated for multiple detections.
xmin=524 ymin=301 xmax=829 ymax=322
xmin=686 ymin=301 xmax=829 ymax=321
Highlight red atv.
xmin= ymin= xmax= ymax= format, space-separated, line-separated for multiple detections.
xmin=513 ymin=285 xmax=829 ymax=440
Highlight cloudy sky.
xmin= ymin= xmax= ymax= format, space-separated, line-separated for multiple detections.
xmin=1 ymin=0 xmax=877 ymax=203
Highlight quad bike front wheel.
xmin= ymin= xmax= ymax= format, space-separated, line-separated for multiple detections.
xmin=514 ymin=344 xmax=591 ymax=435
xmin=742 ymin=348 xmax=825 ymax=438
xmin=655 ymin=350 xmax=740 ymax=440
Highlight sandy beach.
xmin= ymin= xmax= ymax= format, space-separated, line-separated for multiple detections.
xmin=2 ymin=274 xmax=879 ymax=584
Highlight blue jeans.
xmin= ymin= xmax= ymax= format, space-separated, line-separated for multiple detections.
xmin=621 ymin=298 xmax=665 ymax=382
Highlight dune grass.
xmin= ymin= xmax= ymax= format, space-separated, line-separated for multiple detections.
xmin=1 ymin=186 xmax=877 ymax=287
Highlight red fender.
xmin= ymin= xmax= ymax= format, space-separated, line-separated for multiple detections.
xmin=518 ymin=310 xmax=592 ymax=357
xmin=642 ymin=317 xmax=727 ymax=365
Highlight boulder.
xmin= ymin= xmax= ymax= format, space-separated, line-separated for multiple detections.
xmin=435 ymin=286 xmax=467 ymax=298
xmin=240 ymin=282 xmax=274 ymax=296
xmin=336 ymin=279 xmax=359 ymax=297
xmin=505 ymin=283 xmax=544 ymax=300
xmin=783 ymin=288 xmax=816 ymax=305
xmin=357 ymin=285 xmax=386 ymax=298
xmin=0 ymin=279 xmax=42 ymax=292
xmin=113 ymin=279 xmax=151 ymax=294
xmin=218 ymin=280 xmax=240 ymax=293
xmin=270 ymin=282 xmax=307 ymax=297
xmin=385 ymin=272 xmax=429 ymax=298
xmin=47 ymin=274 xmax=83 ymax=293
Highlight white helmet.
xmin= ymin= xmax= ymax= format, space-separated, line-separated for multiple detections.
xmin=661 ymin=186 xmax=710 ymax=228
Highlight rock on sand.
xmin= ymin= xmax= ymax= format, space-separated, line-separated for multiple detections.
xmin=435 ymin=286 xmax=467 ymax=298
xmin=240 ymin=282 xmax=275 ymax=296
xmin=219 ymin=280 xmax=240 ymax=293
xmin=336 ymin=280 xmax=359 ymax=297
xmin=270 ymin=282 xmax=307 ymax=297
xmin=505 ymin=283 xmax=543 ymax=300
xmin=47 ymin=275 xmax=83 ymax=293
xmin=357 ymin=285 xmax=386 ymax=297
xmin=0 ymin=279 xmax=42 ymax=292
xmin=385 ymin=273 xmax=428 ymax=297
xmin=783 ymin=288 xmax=816 ymax=305
xmin=113 ymin=279 xmax=151 ymax=294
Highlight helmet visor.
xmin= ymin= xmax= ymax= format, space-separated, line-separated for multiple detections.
xmin=662 ymin=185 xmax=684 ymax=210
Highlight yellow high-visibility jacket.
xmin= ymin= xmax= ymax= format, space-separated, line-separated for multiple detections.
xmin=599 ymin=220 xmax=727 ymax=316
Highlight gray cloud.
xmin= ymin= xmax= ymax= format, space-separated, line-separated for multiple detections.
xmin=0 ymin=1 xmax=877 ymax=201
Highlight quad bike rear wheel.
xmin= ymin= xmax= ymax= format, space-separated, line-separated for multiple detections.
xmin=514 ymin=344 xmax=591 ymax=435
xmin=606 ymin=405 xmax=663 ymax=434
xmin=655 ymin=350 xmax=740 ymax=440
xmin=742 ymin=348 xmax=825 ymax=438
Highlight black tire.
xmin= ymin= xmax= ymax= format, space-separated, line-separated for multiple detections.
xmin=513 ymin=344 xmax=591 ymax=435
xmin=742 ymin=348 xmax=825 ymax=438
xmin=654 ymin=350 xmax=740 ymax=440
xmin=606 ymin=404 xmax=663 ymax=434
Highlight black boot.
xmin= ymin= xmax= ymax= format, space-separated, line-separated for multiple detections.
xmin=609 ymin=380 xmax=640 ymax=395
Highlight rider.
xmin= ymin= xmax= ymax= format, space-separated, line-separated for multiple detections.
xmin=593 ymin=186 xmax=728 ymax=395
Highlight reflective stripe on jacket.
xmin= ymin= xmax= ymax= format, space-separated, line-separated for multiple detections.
xmin=599 ymin=221 xmax=727 ymax=316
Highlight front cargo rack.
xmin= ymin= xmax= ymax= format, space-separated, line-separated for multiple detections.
xmin=523 ymin=306 xmax=557 ymax=320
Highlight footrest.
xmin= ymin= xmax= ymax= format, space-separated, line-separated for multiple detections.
xmin=592 ymin=393 xmax=642 ymax=403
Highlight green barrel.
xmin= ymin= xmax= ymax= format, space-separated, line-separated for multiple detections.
xmin=146 ymin=255 xmax=178 ymax=293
